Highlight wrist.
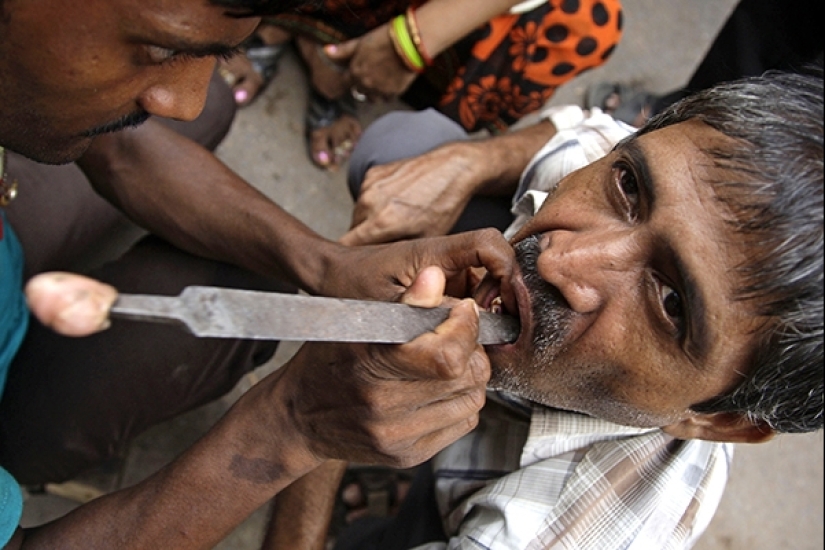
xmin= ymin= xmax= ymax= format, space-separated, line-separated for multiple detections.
xmin=472 ymin=138 xmax=522 ymax=196
xmin=387 ymin=14 xmax=427 ymax=74
xmin=284 ymin=235 xmax=342 ymax=296
xmin=479 ymin=119 xmax=561 ymax=195
xmin=405 ymin=7 xmax=434 ymax=66
xmin=241 ymin=366 xmax=324 ymax=480
xmin=443 ymin=141 xmax=494 ymax=196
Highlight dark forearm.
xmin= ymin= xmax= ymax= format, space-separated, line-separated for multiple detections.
xmin=76 ymin=120 xmax=337 ymax=294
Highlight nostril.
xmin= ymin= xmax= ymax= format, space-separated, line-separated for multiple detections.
xmin=568 ymin=283 xmax=602 ymax=314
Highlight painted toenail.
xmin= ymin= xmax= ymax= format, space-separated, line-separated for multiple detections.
xmin=235 ymin=89 xmax=248 ymax=104
xmin=317 ymin=151 xmax=330 ymax=164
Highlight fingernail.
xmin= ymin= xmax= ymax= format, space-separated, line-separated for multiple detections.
xmin=57 ymin=294 xmax=111 ymax=331
xmin=464 ymin=298 xmax=480 ymax=318
xmin=235 ymin=89 xmax=248 ymax=104
xmin=324 ymin=44 xmax=337 ymax=55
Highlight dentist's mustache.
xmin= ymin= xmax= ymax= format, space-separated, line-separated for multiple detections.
xmin=82 ymin=110 xmax=151 ymax=138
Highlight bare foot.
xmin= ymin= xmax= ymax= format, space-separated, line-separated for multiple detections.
xmin=295 ymin=36 xmax=351 ymax=100
xmin=217 ymin=24 xmax=291 ymax=107
xmin=218 ymin=54 xmax=264 ymax=107
xmin=297 ymin=37 xmax=363 ymax=170
xmin=601 ymin=89 xmax=650 ymax=127
xmin=586 ymin=82 xmax=654 ymax=128
xmin=308 ymin=111 xmax=362 ymax=170
xmin=339 ymin=471 xmax=412 ymax=523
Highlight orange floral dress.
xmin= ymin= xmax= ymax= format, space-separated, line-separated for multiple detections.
xmin=272 ymin=0 xmax=623 ymax=133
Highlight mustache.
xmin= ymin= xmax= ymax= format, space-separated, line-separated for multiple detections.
xmin=81 ymin=110 xmax=152 ymax=138
xmin=514 ymin=234 xmax=572 ymax=352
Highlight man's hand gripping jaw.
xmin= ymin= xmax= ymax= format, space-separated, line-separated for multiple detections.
xmin=317 ymin=229 xmax=517 ymax=304
xmin=267 ymin=266 xmax=499 ymax=472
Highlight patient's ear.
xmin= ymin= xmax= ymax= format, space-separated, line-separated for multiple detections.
xmin=662 ymin=412 xmax=775 ymax=443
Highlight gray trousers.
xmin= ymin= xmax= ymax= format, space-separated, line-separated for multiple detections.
xmin=0 ymin=72 xmax=292 ymax=485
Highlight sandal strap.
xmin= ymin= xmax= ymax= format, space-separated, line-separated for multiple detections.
xmin=585 ymin=82 xmax=653 ymax=126
xmin=246 ymin=43 xmax=286 ymax=81
xmin=306 ymin=89 xmax=358 ymax=131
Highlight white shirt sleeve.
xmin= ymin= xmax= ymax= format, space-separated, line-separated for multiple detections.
xmin=504 ymin=106 xmax=635 ymax=239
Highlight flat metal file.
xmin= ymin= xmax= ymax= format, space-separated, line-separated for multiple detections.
xmin=109 ymin=286 xmax=520 ymax=345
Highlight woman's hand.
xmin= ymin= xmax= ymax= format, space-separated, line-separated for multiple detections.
xmin=325 ymin=24 xmax=418 ymax=101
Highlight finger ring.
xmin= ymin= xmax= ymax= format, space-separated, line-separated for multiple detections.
xmin=350 ymin=87 xmax=367 ymax=102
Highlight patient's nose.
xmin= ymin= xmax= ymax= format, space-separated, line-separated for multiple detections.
xmin=536 ymin=229 xmax=640 ymax=314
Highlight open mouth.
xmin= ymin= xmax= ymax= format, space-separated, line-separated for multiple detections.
xmin=477 ymin=277 xmax=529 ymax=347
xmin=488 ymin=296 xmax=505 ymax=315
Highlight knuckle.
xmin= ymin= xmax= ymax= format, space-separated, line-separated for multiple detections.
xmin=465 ymin=387 xmax=487 ymax=411
xmin=373 ymin=212 xmax=397 ymax=232
xmin=475 ymin=227 xmax=502 ymax=244
xmin=413 ymin=342 xmax=459 ymax=379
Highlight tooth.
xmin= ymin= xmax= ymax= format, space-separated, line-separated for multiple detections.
xmin=490 ymin=296 xmax=502 ymax=315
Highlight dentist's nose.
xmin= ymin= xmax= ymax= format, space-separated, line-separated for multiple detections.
xmin=137 ymin=58 xmax=215 ymax=121
xmin=536 ymin=229 xmax=641 ymax=314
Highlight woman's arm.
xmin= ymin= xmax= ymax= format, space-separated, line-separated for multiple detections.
xmin=326 ymin=0 xmax=528 ymax=99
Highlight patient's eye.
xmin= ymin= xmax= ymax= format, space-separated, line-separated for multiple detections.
xmin=659 ymin=282 xmax=684 ymax=330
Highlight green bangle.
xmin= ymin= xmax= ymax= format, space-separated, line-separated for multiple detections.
xmin=391 ymin=14 xmax=425 ymax=71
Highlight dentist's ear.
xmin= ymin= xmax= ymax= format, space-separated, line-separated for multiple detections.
xmin=662 ymin=411 xmax=775 ymax=444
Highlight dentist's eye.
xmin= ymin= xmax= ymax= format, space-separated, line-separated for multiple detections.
xmin=146 ymin=45 xmax=178 ymax=64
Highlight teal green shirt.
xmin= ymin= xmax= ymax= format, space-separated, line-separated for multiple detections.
xmin=0 ymin=465 xmax=22 ymax=546
xmin=0 ymin=213 xmax=27 ymax=544
xmin=0 ymin=212 xmax=28 ymax=398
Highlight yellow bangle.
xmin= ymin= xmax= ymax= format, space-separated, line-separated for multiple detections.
xmin=406 ymin=7 xmax=434 ymax=66
xmin=388 ymin=20 xmax=420 ymax=73
xmin=390 ymin=14 xmax=425 ymax=73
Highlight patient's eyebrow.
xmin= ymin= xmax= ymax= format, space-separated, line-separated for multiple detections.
xmin=616 ymin=136 xmax=711 ymax=365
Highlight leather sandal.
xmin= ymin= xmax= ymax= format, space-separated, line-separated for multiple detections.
xmin=328 ymin=466 xmax=417 ymax=542
xmin=585 ymin=82 xmax=655 ymax=127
